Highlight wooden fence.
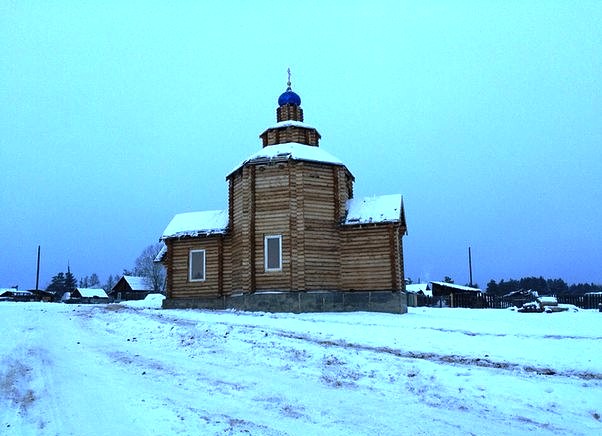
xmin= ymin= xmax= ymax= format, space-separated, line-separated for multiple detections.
xmin=415 ymin=293 xmax=602 ymax=310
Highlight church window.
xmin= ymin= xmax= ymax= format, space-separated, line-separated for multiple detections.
xmin=264 ymin=235 xmax=282 ymax=272
xmin=189 ymin=250 xmax=206 ymax=281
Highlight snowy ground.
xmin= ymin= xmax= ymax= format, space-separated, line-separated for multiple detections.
xmin=1 ymin=299 xmax=601 ymax=435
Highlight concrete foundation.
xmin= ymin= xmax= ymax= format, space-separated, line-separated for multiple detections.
xmin=162 ymin=290 xmax=407 ymax=314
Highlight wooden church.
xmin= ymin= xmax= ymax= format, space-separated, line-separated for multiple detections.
xmin=157 ymin=75 xmax=408 ymax=313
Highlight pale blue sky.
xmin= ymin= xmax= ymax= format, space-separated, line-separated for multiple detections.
xmin=1 ymin=1 xmax=601 ymax=289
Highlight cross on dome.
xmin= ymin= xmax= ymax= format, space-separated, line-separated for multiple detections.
xmin=278 ymin=68 xmax=301 ymax=106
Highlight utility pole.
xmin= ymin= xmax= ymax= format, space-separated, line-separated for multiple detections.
xmin=468 ymin=246 xmax=473 ymax=288
xmin=35 ymin=245 xmax=41 ymax=291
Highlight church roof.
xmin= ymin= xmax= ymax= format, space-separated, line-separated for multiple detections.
xmin=161 ymin=209 xmax=229 ymax=240
xmin=264 ymin=120 xmax=317 ymax=130
xmin=278 ymin=88 xmax=301 ymax=106
xmin=344 ymin=194 xmax=403 ymax=225
xmin=228 ymin=142 xmax=346 ymax=177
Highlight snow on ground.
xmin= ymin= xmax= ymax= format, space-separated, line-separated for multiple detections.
xmin=1 ymin=301 xmax=601 ymax=435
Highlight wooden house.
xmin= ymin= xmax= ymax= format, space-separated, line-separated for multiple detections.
xmin=110 ymin=275 xmax=155 ymax=301
xmin=0 ymin=288 xmax=15 ymax=301
xmin=430 ymin=282 xmax=482 ymax=297
xmin=67 ymin=288 xmax=109 ymax=304
xmin=405 ymin=283 xmax=432 ymax=307
xmin=0 ymin=288 xmax=36 ymax=302
xmin=406 ymin=283 xmax=432 ymax=297
xmin=157 ymin=78 xmax=408 ymax=313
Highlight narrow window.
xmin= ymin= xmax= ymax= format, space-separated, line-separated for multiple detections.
xmin=189 ymin=249 xmax=206 ymax=282
xmin=264 ymin=235 xmax=282 ymax=272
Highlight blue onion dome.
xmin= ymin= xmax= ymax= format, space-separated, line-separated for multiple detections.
xmin=278 ymin=86 xmax=301 ymax=106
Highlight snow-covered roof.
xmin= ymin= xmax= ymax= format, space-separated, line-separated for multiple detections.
xmin=154 ymin=244 xmax=168 ymax=262
xmin=229 ymin=142 xmax=345 ymax=176
xmin=344 ymin=194 xmax=402 ymax=225
xmin=0 ymin=289 xmax=32 ymax=297
xmin=161 ymin=209 xmax=229 ymax=240
xmin=122 ymin=276 xmax=153 ymax=291
xmin=537 ymin=296 xmax=558 ymax=305
xmin=76 ymin=288 xmax=109 ymax=298
xmin=263 ymin=120 xmax=318 ymax=131
xmin=406 ymin=283 xmax=431 ymax=295
xmin=431 ymin=282 xmax=482 ymax=293
xmin=503 ymin=289 xmax=539 ymax=298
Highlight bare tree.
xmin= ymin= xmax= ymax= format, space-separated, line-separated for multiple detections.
xmin=103 ymin=274 xmax=117 ymax=292
xmin=134 ymin=243 xmax=166 ymax=293
xmin=89 ymin=273 xmax=101 ymax=287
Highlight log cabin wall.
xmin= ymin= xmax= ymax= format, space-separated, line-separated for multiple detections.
xmin=228 ymin=172 xmax=244 ymax=292
xmin=289 ymin=162 xmax=306 ymax=290
xmin=227 ymin=159 xmax=350 ymax=293
xmin=276 ymin=105 xmax=303 ymax=123
xmin=220 ymin=235 xmax=232 ymax=294
xmin=165 ymin=158 xmax=402 ymax=298
xmin=333 ymin=166 xmax=354 ymax=223
xmin=164 ymin=239 xmax=174 ymax=298
xmin=252 ymin=162 xmax=293 ymax=290
xmin=261 ymin=126 xmax=320 ymax=147
xmin=340 ymin=225 xmax=402 ymax=291
xmin=231 ymin=165 xmax=256 ymax=292
xmin=168 ymin=237 xmax=222 ymax=298
xmin=392 ymin=226 xmax=406 ymax=291
xmin=299 ymin=162 xmax=341 ymax=290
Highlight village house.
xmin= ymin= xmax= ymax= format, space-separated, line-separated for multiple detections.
xmin=0 ymin=288 xmax=35 ymax=302
xmin=157 ymin=76 xmax=408 ymax=313
xmin=110 ymin=275 xmax=156 ymax=301
xmin=65 ymin=288 xmax=109 ymax=304
xmin=430 ymin=281 xmax=482 ymax=297
xmin=405 ymin=283 xmax=432 ymax=307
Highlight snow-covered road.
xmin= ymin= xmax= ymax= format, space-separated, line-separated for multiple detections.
xmin=1 ymin=301 xmax=601 ymax=435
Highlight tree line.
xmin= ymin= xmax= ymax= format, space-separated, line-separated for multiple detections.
xmin=485 ymin=276 xmax=602 ymax=296
xmin=407 ymin=275 xmax=602 ymax=296
xmin=45 ymin=243 xmax=165 ymax=300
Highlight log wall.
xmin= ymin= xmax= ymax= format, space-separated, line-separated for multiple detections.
xmin=166 ymin=237 xmax=224 ymax=298
xmin=228 ymin=172 xmax=244 ymax=291
xmin=260 ymin=126 xmax=320 ymax=147
xmin=340 ymin=224 xmax=404 ymax=291
xmin=164 ymin=158 xmax=404 ymax=300
xmin=300 ymin=163 xmax=340 ymax=289
xmin=253 ymin=163 xmax=293 ymax=290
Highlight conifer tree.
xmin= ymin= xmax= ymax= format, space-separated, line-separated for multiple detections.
xmin=64 ymin=265 xmax=77 ymax=293
xmin=46 ymin=272 xmax=66 ymax=296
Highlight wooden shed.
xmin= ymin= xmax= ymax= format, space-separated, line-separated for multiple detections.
xmin=157 ymin=79 xmax=408 ymax=313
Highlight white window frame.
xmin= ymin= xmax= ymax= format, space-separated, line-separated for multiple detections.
xmin=264 ymin=235 xmax=282 ymax=272
xmin=189 ymin=249 xmax=206 ymax=282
